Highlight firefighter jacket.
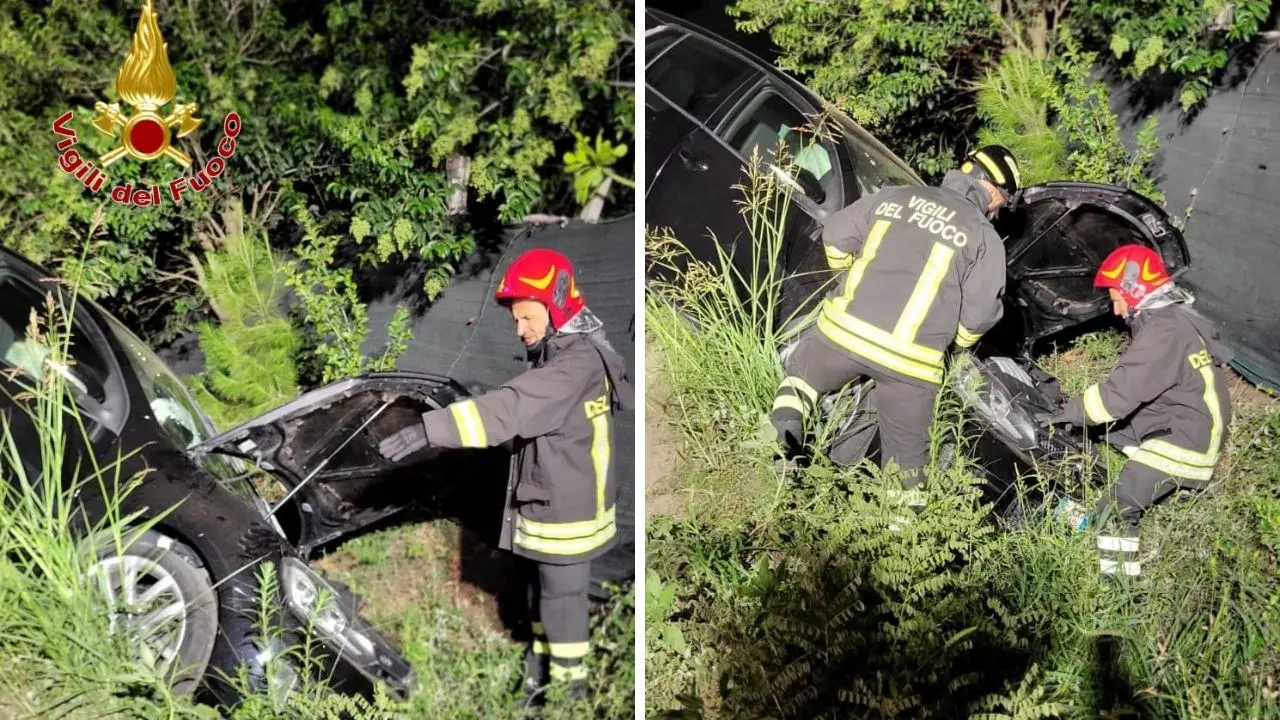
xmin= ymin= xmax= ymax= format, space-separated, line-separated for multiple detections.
xmin=1060 ymin=303 xmax=1233 ymax=485
xmin=419 ymin=330 xmax=633 ymax=564
xmin=817 ymin=171 xmax=1007 ymax=386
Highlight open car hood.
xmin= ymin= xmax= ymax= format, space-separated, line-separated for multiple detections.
xmin=993 ymin=182 xmax=1191 ymax=353
xmin=191 ymin=372 xmax=508 ymax=554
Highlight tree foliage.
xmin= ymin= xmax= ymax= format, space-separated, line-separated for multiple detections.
xmin=189 ymin=204 xmax=300 ymax=428
xmin=1075 ymin=0 xmax=1272 ymax=109
xmin=0 ymin=0 xmax=634 ymax=342
xmin=727 ymin=0 xmax=1001 ymax=178
xmin=975 ymin=40 xmax=1164 ymax=203
xmin=728 ymin=0 xmax=1267 ymax=178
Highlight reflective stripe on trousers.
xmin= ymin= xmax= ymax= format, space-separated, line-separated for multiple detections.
xmin=527 ymin=561 xmax=591 ymax=687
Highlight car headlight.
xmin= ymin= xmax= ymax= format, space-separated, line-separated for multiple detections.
xmin=952 ymin=358 xmax=1037 ymax=451
xmin=280 ymin=558 xmax=376 ymax=664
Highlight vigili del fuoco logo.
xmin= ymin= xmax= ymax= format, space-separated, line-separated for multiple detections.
xmin=50 ymin=0 xmax=241 ymax=208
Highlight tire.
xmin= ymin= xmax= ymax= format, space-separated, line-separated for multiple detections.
xmin=88 ymin=529 xmax=219 ymax=695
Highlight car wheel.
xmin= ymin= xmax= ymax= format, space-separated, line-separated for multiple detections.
xmin=88 ymin=529 xmax=218 ymax=695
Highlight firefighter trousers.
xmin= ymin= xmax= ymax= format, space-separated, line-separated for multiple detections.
xmin=524 ymin=559 xmax=590 ymax=695
xmin=1092 ymin=426 xmax=1210 ymax=577
xmin=771 ymin=330 xmax=938 ymax=489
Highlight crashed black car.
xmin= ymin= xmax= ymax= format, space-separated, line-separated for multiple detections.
xmin=812 ymin=183 xmax=1194 ymax=518
xmin=0 ymin=248 xmax=413 ymax=704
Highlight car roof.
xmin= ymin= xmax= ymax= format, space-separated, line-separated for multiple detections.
xmin=644 ymin=9 xmax=823 ymax=108
xmin=0 ymin=246 xmax=55 ymax=280
xmin=644 ymin=9 xmax=924 ymax=188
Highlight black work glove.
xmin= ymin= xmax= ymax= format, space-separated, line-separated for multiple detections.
xmin=1035 ymin=410 xmax=1071 ymax=430
xmin=378 ymin=423 xmax=429 ymax=462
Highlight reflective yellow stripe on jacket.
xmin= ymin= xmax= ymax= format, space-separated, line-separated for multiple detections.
xmin=824 ymin=244 xmax=853 ymax=270
xmin=1082 ymin=385 xmax=1116 ymax=424
xmin=1126 ymin=345 xmax=1225 ymax=482
xmin=816 ymin=219 xmax=949 ymax=384
xmin=449 ymin=400 xmax=487 ymax=447
xmin=955 ymin=325 xmax=982 ymax=349
xmin=513 ymin=392 xmax=616 ymax=556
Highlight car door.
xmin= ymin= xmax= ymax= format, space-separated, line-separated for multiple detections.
xmin=710 ymin=80 xmax=843 ymax=324
xmin=644 ymin=32 xmax=760 ymax=273
xmin=0 ymin=265 xmax=127 ymax=503
xmin=191 ymin=372 xmax=509 ymax=554
xmin=991 ymin=182 xmax=1192 ymax=356
xmin=780 ymin=110 xmax=927 ymax=327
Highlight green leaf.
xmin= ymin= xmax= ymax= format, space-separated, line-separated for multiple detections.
xmin=349 ymin=216 xmax=371 ymax=242
xmin=1134 ymin=35 xmax=1165 ymax=74
xmin=662 ymin=624 xmax=688 ymax=655
xmin=392 ymin=217 xmax=413 ymax=244
xmin=1110 ymin=34 xmax=1131 ymax=58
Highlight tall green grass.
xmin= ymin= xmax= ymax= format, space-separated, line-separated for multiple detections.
xmin=0 ymin=284 xmax=201 ymax=718
xmin=646 ymin=167 xmax=1280 ymax=718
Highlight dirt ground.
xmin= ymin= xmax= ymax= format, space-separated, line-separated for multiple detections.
xmin=645 ymin=340 xmax=683 ymax=520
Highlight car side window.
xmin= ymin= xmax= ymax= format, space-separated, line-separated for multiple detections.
xmin=644 ymin=29 xmax=680 ymax=67
xmin=835 ymin=115 xmax=922 ymax=199
xmin=0 ymin=276 xmax=110 ymax=404
xmin=721 ymin=89 xmax=838 ymax=207
xmin=647 ymin=36 xmax=750 ymax=123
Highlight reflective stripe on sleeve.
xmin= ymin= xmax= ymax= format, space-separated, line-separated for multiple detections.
xmin=955 ymin=325 xmax=982 ymax=349
xmin=824 ymin=244 xmax=853 ymax=270
xmin=1082 ymin=385 xmax=1116 ymax=424
xmin=449 ymin=400 xmax=488 ymax=447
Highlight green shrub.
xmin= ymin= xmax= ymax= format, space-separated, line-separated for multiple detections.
xmin=975 ymin=48 xmax=1065 ymax=186
xmin=190 ymin=203 xmax=301 ymax=428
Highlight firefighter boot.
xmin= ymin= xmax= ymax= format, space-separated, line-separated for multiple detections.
xmin=520 ymin=622 xmax=550 ymax=711
xmin=771 ymin=375 xmax=818 ymax=458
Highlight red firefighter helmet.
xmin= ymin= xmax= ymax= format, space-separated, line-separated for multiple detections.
xmin=1094 ymin=244 xmax=1171 ymax=307
xmin=494 ymin=248 xmax=585 ymax=329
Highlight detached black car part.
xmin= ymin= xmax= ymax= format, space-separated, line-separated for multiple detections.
xmin=804 ymin=183 xmax=1192 ymax=518
xmin=0 ymin=249 xmax=414 ymax=705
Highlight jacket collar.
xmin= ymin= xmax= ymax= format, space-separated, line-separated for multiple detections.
xmin=939 ymin=170 xmax=992 ymax=213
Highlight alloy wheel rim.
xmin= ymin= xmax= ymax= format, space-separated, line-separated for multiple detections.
xmin=90 ymin=553 xmax=189 ymax=675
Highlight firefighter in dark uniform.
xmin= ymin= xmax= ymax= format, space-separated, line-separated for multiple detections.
xmin=377 ymin=248 xmax=633 ymax=704
xmin=771 ymin=145 xmax=1021 ymax=509
xmin=1042 ymin=244 xmax=1232 ymax=577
